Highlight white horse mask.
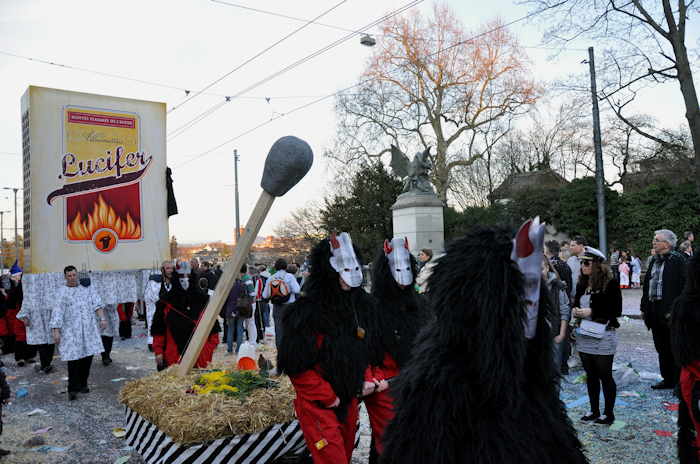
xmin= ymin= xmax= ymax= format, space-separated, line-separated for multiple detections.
xmin=384 ymin=237 xmax=413 ymax=286
xmin=329 ymin=232 xmax=363 ymax=288
xmin=511 ymin=217 xmax=546 ymax=340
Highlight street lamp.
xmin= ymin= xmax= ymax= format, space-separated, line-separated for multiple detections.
xmin=2 ymin=187 xmax=22 ymax=261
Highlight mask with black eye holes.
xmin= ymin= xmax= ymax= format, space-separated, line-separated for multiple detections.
xmin=384 ymin=237 xmax=413 ymax=286
xmin=329 ymin=232 xmax=363 ymax=288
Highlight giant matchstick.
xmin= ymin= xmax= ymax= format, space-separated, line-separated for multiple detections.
xmin=177 ymin=136 xmax=313 ymax=376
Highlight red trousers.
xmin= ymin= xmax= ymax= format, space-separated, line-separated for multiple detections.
xmin=295 ymin=397 xmax=358 ymax=464
xmin=7 ymin=308 xmax=26 ymax=342
xmin=363 ymin=390 xmax=394 ymax=455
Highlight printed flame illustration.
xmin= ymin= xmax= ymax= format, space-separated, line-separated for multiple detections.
xmin=67 ymin=194 xmax=141 ymax=240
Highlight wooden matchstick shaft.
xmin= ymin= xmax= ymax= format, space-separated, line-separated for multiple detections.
xmin=176 ymin=191 xmax=275 ymax=376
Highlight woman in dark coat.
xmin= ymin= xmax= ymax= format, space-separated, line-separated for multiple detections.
xmin=572 ymin=246 xmax=622 ymax=426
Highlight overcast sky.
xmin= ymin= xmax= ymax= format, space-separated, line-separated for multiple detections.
xmin=0 ymin=0 xmax=697 ymax=244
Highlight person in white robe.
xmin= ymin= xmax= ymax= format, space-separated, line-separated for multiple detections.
xmin=143 ymin=275 xmax=162 ymax=351
xmin=17 ymin=299 xmax=55 ymax=374
xmin=50 ymin=265 xmax=107 ymax=401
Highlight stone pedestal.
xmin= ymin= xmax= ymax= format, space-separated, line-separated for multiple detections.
xmin=391 ymin=192 xmax=444 ymax=255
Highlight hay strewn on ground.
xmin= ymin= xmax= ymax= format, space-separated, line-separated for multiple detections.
xmin=118 ymin=364 xmax=296 ymax=444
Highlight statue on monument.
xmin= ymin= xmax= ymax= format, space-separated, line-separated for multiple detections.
xmin=390 ymin=145 xmax=435 ymax=194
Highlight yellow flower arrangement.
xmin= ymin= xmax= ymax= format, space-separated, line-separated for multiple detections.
xmin=192 ymin=370 xmax=273 ymax=399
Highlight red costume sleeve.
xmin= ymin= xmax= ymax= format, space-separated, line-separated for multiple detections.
xmin=152 ymin=334 xmax=166 ymax=357
xmin=290 ymin=369 xmax=338 ymax=406
xmin=371 ymin=354 xmax=399 ymax=381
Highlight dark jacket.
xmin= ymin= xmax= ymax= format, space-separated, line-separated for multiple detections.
xmin=223 ymin=280 xmax=244 ymax=319
xmin=641 ymin=251 xmax=687 ymax=328
xmin=575 ymin=278 xmax=622 ymax=329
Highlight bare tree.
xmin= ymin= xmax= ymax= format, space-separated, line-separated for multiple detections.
xmin=524 ymin=0 xmax=700 ymax=192
xmin=329 ymin=3 xmax=540 ymax=203
xmin=274 ymin=202 xmax=324 ymax=241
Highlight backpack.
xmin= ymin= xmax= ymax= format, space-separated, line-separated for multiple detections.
xmin=551 ymin=258 xmax=572 ymax=294
xmin=269 ymin=278 xmax=291 ymax=305
xmin=235 ymin=280 xmax=254 ymax=319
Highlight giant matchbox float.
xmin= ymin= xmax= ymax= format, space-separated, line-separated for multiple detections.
xmin=21 ymin=86 xmax=319 ymax=463
xmin=20 ymin=86 xmax=169 ymax=308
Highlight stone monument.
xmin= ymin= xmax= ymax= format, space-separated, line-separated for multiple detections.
xmin=389 ymin=145 xmax=444 ymax=255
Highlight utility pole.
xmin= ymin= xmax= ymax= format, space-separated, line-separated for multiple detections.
xmin=12 ymin=188 xmax=18 ymax=260
xmin=234 ymin=149 xmax=240 ymax=244
xmin=0 ymin=210 xmax=9 ymax=273
xmin=588 ymin=47 xmax=608 ymax=256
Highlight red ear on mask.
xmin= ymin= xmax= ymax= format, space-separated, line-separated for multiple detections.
xmin=404 ymin=237 xmax=409 ymax=249
xmin=330 ymin=233 xmax=340 ymax=249
xmin=515 ymin=219 xmax=534 ymax=258
xmin=384 ymin=239 xmax=393 ymax=255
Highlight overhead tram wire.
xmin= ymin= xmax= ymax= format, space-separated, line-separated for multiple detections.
xmin=166 ymin=0 xmax=424 ymax=142
xmin=211 ymin=0 xmax=374 ymax=35
xmin=173 ymin=1 xmax=579 ymax=169
xmin=167 ymin=0 xmax=350 ymax=115
xmin=0 ymin=50 xmax=331 ymax=100
xmin=173 ymin=84 xmax=359 ymax=168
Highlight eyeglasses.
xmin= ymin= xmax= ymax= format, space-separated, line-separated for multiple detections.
xmin=581 ymin=261 xmax=593 ymax=267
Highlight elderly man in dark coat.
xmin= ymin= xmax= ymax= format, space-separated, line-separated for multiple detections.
xmin=641 ymin=229 xmax=687 ymax=390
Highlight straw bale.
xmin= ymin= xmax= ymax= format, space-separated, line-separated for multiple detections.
xmin=119 ymin=363 xmax=296 ymax=444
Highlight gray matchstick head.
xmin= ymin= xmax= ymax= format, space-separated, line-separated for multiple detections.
xmin=260 ymin=136 xmax=314 ymax=197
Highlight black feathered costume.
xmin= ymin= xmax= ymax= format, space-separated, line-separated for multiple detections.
xmin=365 ymin=238 xmax=430 ymax=457
xmin=277 ymin=236 xmax=377 ymax=464
xmin=381 ymin=227 xmax=587 ymax=464
xmin=672 ymin=254 xmax=700 ymax=464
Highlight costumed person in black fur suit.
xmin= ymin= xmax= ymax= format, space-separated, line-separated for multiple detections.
xmin=381 ymin=222 xmax=588 ymax=464
xmin=277 ymin=232 xmax=382 ymax=464
xmin=672 ymin=253 xmax=700 ymax=463
xmin=366 ymin=236 xmax=430 ymax=462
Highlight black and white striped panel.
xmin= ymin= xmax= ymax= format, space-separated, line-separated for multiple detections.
xmin=125 ymin=407 xmax=307 ymax=464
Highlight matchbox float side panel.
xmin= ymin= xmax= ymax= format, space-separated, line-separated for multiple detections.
xmin=125 ymin=407 xmax=308 ymax=464
xmin=21 ymin=86 xmax=169 ymax=273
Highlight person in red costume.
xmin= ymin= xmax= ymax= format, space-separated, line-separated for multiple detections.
xmin=150 ymin=261 xmax=219 ymax=370
xmin=365 ymin=237 xmax=429 ymax=462
xmin=672 ymin=253 xmax=700 ymax=463
xmin=276 ymin=233 xmax=384 ymax=464
xmin=5 ymin=262 xmax=36 ymax=366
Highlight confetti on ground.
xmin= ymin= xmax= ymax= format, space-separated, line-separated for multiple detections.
xmin=16 ymin=387 xmax=28 ymax=398
xmin=619 ymin=391 xmax=641 ymax=398
xmin=27 ymin=408 xmax=47 ymax=416
xmin=111 ymin=378 xmax=127 ymax=382
xmin=35 ymin=445 xmax=67 ymax=452
xmin=609 ymin=420 xmax=627 ymax=431
xmin=654 ymin=430 xmax=673 ymax=437
xmin=7 ymin=375 xmax=17 ymax=380
xmin=114 ymin=456 xmax=130 ymax=464
xmin=112 ymin=428 xmax=127 ymax=438
xmin=662 ymin=402 xmax=679 ymax=411
xmin=32 ymin=427 xmax=52 ymax=434
xmin=565 ymin=395 xmax=628 ymax=409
